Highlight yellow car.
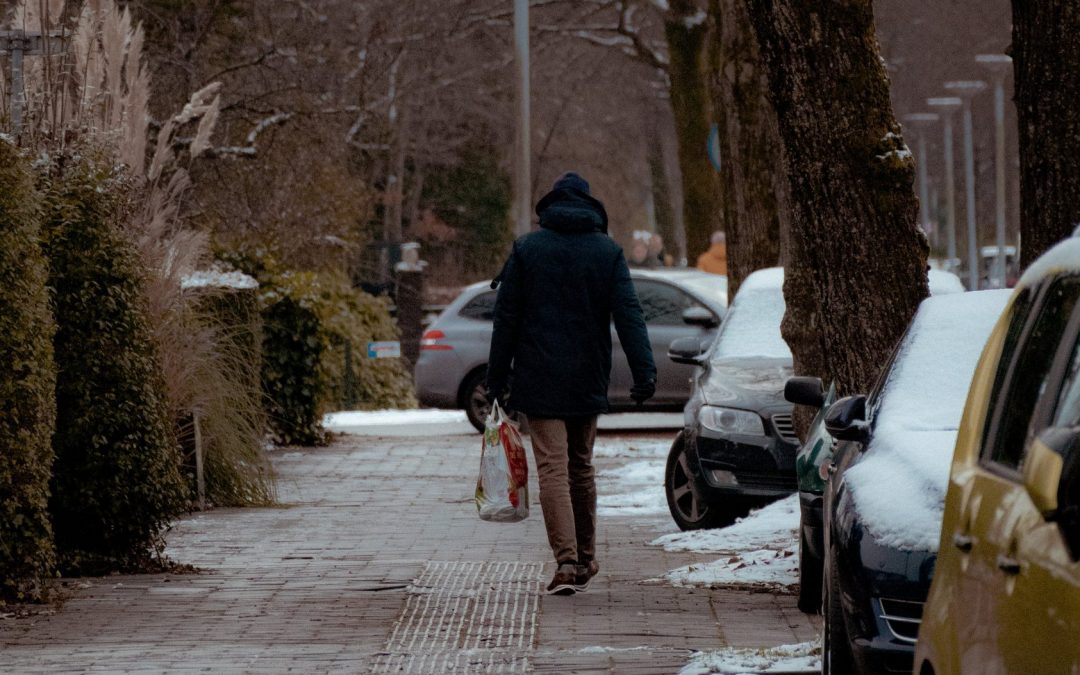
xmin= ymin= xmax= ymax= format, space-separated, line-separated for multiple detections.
xmin=915 ymin=238 xmax=1080 ymax=675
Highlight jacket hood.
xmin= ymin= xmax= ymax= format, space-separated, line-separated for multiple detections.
xmin=535 ymin=187 xmax=609 ymax=234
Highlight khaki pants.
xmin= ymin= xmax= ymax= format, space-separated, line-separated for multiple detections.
xmin=526 ymin=415 xmax=599 ymax=565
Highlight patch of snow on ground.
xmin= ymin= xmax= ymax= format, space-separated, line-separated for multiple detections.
xmin=325 ymin=409 xmax=468 ymax=428
xmin=680 ymin=640 xmax=821 ymax=675
xmin=593 ymin=439 xmax=669 ymax=459
xmin=845 ymin=290 xmax=1011 ymax=552
xmin=653 ymin=495 xmax=799 ymax=590
xmin=597 ymin=458 xmax=667 ymax=518
xmin=653 ymin=495 xmax=797 ymax=553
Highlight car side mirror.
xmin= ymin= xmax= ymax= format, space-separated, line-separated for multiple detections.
xmin=1025 ymin=427 xmax=1080 ymax=561
xmin=669 ymin=336 xmax=709 ymax=366
xmin=824 ymin=395 xmax=870 ymax=444
xmin=785 ymin=376 xmax=825 ymax=408
xmin=682 ymin=306 xmax=719 ymax=329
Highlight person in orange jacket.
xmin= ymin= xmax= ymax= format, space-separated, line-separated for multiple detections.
xmin=696 ymin=231 xmax=727 ymax=275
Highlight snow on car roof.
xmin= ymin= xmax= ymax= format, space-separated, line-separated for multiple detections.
xmin=1018 ymin=235 xmax=1080 ymax=289
xmin=928 ymin=269 xmax=965 ymax=295
xmin=712 ymin=268 xmax=790 ymax=361
xmin=844 ymin=289 xmax=1012 ymax=552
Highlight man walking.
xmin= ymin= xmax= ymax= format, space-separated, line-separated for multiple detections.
xmin=486 ymin=172 xmax=656 ymax=596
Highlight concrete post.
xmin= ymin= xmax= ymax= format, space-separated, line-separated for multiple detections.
xmin=944 ymin=81 xmax=987 ymax=290
xmin=977 ymin=54 xmax=1013 ymax=288
xmin=513 ymin=0 xmax=532 ymax=237
xmin=928 ymin=97 xmax=963 ymax=273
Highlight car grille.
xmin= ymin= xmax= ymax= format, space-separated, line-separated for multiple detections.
xmin=771 ymin=413 xmax=799 ymax=445
xmin=878 ymin=598 xmax=924 ymax=644
xmin=731 ymin=469 xmax=797 ymax=492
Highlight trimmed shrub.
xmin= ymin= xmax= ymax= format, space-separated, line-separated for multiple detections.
xmin=261 ymin=277 xmax=325 ymax=445
xmin=257 ymin=267 xmax=416 ymax=446
xmin=42 ymin=158 xmax=187 ymax=574
xmin=0 ymin=141 xmax=57 ymax=602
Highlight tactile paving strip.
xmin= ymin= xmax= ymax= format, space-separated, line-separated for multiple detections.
xmin=371 ymin=561 xmax=544 ymax=674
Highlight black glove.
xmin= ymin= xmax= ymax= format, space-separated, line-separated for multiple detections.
xmin=630 ymin=379 xmax=656 ymax=405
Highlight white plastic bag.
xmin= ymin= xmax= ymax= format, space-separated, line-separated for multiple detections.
xmin=475 ymin=401 xmax=529 ymax=522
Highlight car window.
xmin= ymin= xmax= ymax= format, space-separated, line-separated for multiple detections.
xmin=983 ymin=277 xmax=1080 ymax=471
xmin=458 ymin=291 xmax=497 ymax=321
xmin=1050 ymin=310 xmax=1080 ymax=429
xmin=634 ymin=279 xmax=706 ymax=326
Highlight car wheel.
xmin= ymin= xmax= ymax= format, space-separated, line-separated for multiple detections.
xmin=664 ymin=434 xmax=737 ymax=530
xmin=462 ymin=369 xmax=490 ymax=433
xmin=823 ymin=548 xmax=856 ymax=675
xmin=797 ymin=525 xmax=824 ymax=614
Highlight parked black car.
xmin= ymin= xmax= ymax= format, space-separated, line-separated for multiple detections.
xmin=664 ymin=268 xmax=800 ymax=530
xmin=820 ymin=290 xmax=1011 ymax=674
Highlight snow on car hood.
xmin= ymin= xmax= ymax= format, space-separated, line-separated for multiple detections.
xmin=844 ymin=289 xmax=1012 ymax=552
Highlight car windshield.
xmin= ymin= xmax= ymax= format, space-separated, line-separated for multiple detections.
xmin=711 ymin=283 xmax=790 ymax=361
xmin=674 ymin=274 xmax=728 ymax=309
xmin=875 ymin=290 xmax=1011 ymax=432
xmin=843 ymin=289 xmax=1012 ymax=551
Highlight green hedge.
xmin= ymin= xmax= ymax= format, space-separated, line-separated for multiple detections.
xmin=0 ymin=141 xmax=57 ymax=602
xmin=43 ymin=158 xmax=187 ymax=574
xmin=257 ymin=267 xmax=416 ymax=446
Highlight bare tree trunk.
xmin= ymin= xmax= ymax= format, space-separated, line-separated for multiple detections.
xmin=746 ymin=0 xmax=929 ymax=407
xmin=1012 ymin=1 xmax=1080 ymax=269
xmin=665 ymin=0 xmax=721 ymax=262
xmin=708 ymin=0 xmax=789 ymax=298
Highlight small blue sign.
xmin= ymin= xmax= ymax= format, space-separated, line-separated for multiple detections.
xmin=367 ymin=341 xmax=401 ymax=359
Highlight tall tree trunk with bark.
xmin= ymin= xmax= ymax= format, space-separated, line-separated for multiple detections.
xmin=746 ymin=0 xmax=929 ymax=406
xmin=708 ymin=0 xmax=789 ymax=298
xmin=1012 ymin=1 xmax=1080 ymax=269
xmin=665 ymin=0 xmax=721 ymax=262
xmin=647 ymin=117 xmax=679 ymax=257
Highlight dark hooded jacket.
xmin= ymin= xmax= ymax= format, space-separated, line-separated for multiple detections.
xmin=486 ymin=187 xmax=656 ymax=417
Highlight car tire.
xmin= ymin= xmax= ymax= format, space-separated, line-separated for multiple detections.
xmin=462 ymin=369 xmax=491 ymax=433
xmin=823 ymin=548 xmax=856 ymax=675
xmin=664 ymin=434 xmax=740 ymax=531
xmin=797 ymin=525 xmax=824 ymax=614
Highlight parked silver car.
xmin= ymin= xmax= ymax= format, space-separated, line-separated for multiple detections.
xmin=416 ymin=269 xmax=729 ymax=431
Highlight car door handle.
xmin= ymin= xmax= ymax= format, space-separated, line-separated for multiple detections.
xmin=952 ymin=533 xmax=973 ymax=553
xmin=996 ymin=554 xmax=1021 ymax=575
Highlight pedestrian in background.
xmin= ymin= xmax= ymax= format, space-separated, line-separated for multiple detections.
xmin=696 ymin=230 xmax=728 ymax=275
xmin=487 ymin=172 xmax=657 ymax=596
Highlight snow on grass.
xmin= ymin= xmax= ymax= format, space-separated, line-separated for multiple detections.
xmin=597 ymin=458 xmax=667 ymax=518
xmin=844 ymin=290 xmax=1010 ymax=552
xmin=680 ymin=640 xmax=821 ymax=675
xmin=652 ymin=495 xmax=799 ymax=591
xmin=181 ymin=267 xmax=258 ymax=290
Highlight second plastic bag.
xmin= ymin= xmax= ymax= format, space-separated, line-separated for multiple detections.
xmin=475 ymin=401 xmax=529 ymax=522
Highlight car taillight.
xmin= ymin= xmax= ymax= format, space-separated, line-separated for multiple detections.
xmin=421 ymin=329 xmax=453 ymax=351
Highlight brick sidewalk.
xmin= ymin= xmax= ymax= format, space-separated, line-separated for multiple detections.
xmin=0 ymin=430 xmax=819 ymax=674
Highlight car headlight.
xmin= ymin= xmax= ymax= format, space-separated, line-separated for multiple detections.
xmin=699 ymin=406 xmax=765 ymax=436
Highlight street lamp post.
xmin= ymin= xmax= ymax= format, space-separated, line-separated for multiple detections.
xmin=902 ymin=113 xmax=940 ymax=250
xmin=944 ymin=81 xmax=987 ymax=290
xmin=927 ymin=97 xmax=963 ymax=275
xmin=513 ymin=0 xmax=531 ymax=237
xmin=976 ymin=54 xmax=1013 ymax=288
